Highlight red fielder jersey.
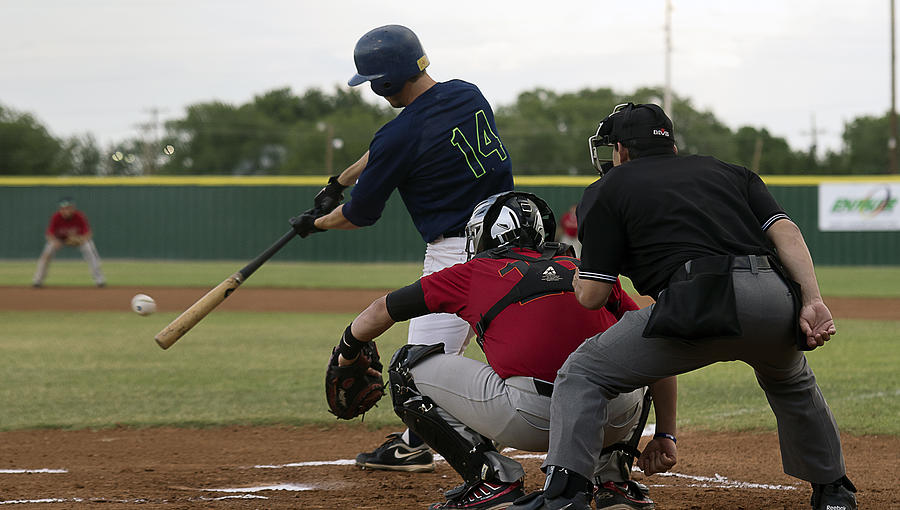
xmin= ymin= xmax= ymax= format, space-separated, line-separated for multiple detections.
xmin=560 ymin=209 xmax=578 ymax=238
xmin=420 ymin=248 xmax=639 ymax=381
xmin=46 ymin=211 xmax=91 ymax=240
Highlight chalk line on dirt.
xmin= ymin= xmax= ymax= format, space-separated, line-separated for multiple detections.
xmin=0 ymin=469 xmax=67 ymax=474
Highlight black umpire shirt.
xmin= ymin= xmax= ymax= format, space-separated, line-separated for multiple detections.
xmin=576 ymin=153 xmax=789 ymax=298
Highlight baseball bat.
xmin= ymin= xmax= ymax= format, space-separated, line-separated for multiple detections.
xmin=154 ymin=229 xmax=298 ymax=350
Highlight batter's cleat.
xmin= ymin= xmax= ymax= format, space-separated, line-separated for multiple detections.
xmin=593 ymin=481 xmax=656 ymax=509
xmin=355 ymin=433 xmax=435 ymax=472
xmin=429 ymin=480 xmax=524 ymax=510
xmin=506 ymin=490 xmax=592 ymax=510
xmin=810 ymin=476 xmax=857 ymax=510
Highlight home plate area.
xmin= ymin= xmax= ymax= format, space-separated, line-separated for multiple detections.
xmin=0 ymin=425 xmax=894 ymax=509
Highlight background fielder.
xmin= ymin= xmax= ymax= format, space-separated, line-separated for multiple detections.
xmin=32 ymin=197 xmax=105 ymax=288
xmin=291 ymin=24 xmax=513 ymax=469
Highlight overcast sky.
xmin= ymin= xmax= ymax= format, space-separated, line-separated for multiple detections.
xmin=1 ymin=0 xmax=895 ymax=158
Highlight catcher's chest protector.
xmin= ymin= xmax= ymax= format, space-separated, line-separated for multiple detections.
xmin=473 ymin=244 xmax=578 ymax=349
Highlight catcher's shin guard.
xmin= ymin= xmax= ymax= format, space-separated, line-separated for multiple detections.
xmin=388 ymin=343 xmax=498 ymax=484
xmin=397 ymin=394 xmax=499 ymax=484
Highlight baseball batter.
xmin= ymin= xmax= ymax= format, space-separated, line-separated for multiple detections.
xmin=511 ymin=104 xmax=856 ymax=510
xmin=291 ymin=24 xmax=513 ymax=469
xmin=32 ymin=198 xmax=105 ymax=288
xmin=333 ymin=192 xmax=672 ymax=510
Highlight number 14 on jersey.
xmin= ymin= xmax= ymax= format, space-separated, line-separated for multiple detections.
xmin=450 ymin=109 xmax=508 ymax=178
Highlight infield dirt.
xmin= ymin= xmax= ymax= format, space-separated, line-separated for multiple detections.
xmin=1 ymin=286 xmax=897 ymax=509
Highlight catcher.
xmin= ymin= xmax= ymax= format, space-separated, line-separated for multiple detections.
xmin=32 ymin=197 xmax=106 ymax=288
xmin=325 ymin=191 xmax=676 ymax=510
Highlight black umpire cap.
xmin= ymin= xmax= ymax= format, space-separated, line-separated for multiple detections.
xmin=595 ymin=103 xmax=674 ymax=145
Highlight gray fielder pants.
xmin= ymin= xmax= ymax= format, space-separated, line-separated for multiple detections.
xmin=544 ymin=264 xmax=846 ymax=484
xmin=33 ymin=239 xmax=105 ymax=286
xmin=410 ymin=353 xmax=646 ymax=483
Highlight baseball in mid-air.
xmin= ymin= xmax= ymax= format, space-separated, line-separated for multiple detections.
xmin=131 ymin=294 xmax=157 ymax=316
xmin=163 ymin=144 xmax=175 ymax=155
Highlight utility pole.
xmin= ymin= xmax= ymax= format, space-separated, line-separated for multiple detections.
xmin=801 ymin=114 xmax=826 ymax=172
xmin=137 ymin=107 xmax=166 ymax=175
xmin=891 ymin=0 xmax=898 ymax=173
xmin=325 ymin=123 xmax=335 ymax=175
xmin=664 ymin=0 xmax=673 ymax=114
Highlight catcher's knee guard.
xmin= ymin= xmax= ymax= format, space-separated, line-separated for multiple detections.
xmin=388 ymin=343 xmax=498 ymax=485
xmin=388 ymin=343 xmax=444 ymax=414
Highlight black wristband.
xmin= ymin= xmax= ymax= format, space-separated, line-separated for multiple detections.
xmin=654 ymin=432 xmax=676 ymax=444
xmin=338 ymin=324 xmax=365 ymax=360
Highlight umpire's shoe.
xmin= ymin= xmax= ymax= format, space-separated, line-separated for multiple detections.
xmin=355 ymin=433 xmax=435 ymax=472
xmin=508 ymin=466 xmax=593 ymax=510
xmin=810 ymin=476 xmax=857 ymax=510
xmin=593 ymin=481 xmax=655 ymax=509
xmin=506 ymin=490 xmax=591 ymax=510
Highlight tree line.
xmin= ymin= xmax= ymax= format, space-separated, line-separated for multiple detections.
xmin=1 ymin=86 xmax=896 ymax=176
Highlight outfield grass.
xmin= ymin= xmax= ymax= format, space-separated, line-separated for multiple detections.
xmin=3 ymin=259 xmax=900 ymax=297
xmin=0 ymin=310 xmax=896 ymax=435
xmin=0 ymin=260 xmax=425 ymax=289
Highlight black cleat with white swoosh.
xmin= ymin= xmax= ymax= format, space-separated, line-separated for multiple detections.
xmin=355 ymin=433 xmax=435 ymax=472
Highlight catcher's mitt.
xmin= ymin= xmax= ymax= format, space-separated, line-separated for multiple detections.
xmin=325 ymin=341 xmax=384 ymax=420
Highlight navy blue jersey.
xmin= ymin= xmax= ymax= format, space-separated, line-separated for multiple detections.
xmin=342 ymin=80 xmax=514 ymax=242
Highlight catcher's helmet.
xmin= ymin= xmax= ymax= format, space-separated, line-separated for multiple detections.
xmin=465 ymin=192 xmax=557 ymax=260
xmin=348 ymin=25 xmax=430 ymax=97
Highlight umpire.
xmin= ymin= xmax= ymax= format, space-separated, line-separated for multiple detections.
xmin=511 ymin=103 xmax=856 ymax=510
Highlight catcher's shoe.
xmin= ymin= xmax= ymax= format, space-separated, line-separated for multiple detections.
xmin=810 ymin=476 xmax=857 ymax=510
xmin=355 ymin=433 xmax=434 ymax=472
xmin=593 ymin=481 xmax=655 ymax=509
xmin=429 ymin=480 xmax=524 ymax=510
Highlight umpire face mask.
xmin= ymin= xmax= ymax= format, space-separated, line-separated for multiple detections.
xmin=588 ymin=103 xmax=631 ymax=176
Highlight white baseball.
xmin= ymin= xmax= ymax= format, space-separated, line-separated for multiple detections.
xmin=131 ymin=294 xmax=157 ymax=316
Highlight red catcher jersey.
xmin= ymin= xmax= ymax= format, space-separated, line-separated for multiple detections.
xmin=46 ymin=210 xmax=90 ymax=240
xmin=420 ymin=248 xmax=639 ymax=381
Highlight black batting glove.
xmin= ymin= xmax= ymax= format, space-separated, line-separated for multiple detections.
xmin=289 ymin=208 xmax=325 ymax=238
xmin=314 ymin=175 xmax=348 ymax=215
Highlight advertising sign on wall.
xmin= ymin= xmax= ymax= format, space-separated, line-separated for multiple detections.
xmin=818 ymin=183 xmax=900 ymax=231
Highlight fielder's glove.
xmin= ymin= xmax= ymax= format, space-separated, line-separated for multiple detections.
xmin=325 ymin=341 xmax=384 ymax=420
xmin=314 ymin=175 xmax=348 ymax=215
xmin=289 ymin=208 xmax=325 ymax=238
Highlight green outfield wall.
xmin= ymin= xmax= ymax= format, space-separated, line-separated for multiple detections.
xmin=3 ymin=175 xmax=899 ymax=264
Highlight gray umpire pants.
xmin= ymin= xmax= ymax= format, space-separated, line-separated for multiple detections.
xmin=33 ymin=239 xmax=105 ymax=286
xmin=544 ymin=265 xmax=846 ymax=484
xmin=410 ymin=354 xmax=646 ymax=483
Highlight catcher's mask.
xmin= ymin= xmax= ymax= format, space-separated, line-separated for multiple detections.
xmin=588 ymin=102 xmax=674 ymax=176
xmin=464 ymin=191 xmax=556 ymax=260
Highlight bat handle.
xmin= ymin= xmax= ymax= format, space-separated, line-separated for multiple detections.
xmin=239 ymin=229 xmax=297 ymax=280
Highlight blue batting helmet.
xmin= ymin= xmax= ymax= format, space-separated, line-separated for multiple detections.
xmin=348 ymin=25 xmax=430 ymax=97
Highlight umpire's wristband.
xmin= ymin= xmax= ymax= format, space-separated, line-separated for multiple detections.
xmin=338 ymin=324 xmax=366 ymax=360
xmin=654 ymin=432 xmax=677 ymax=444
